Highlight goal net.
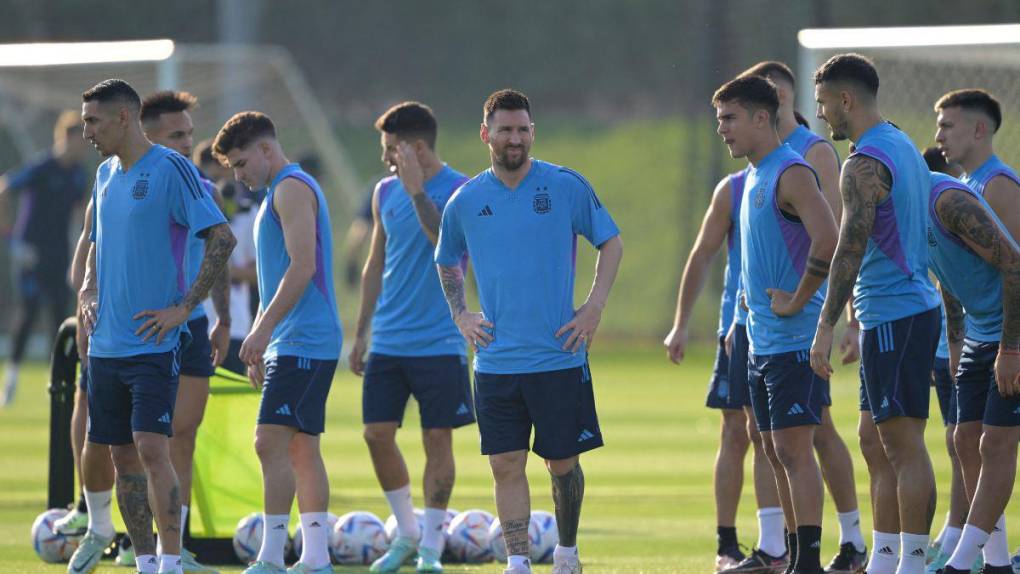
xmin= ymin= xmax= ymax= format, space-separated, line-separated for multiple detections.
xmin=797 ymin=24 xmax=1020 ymax=161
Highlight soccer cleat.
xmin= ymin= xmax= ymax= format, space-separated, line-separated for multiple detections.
xmin=52 ymin=507 xmax=89 ymax=537
xmin=371 ymin=536 xmax=418 ymax=573
xmin=415 ymin=546 xmax=444 ymax=573
xmin=115 ymin=537 xmax=135 ymax=567
xmin=825 ymin=542 xmax=868 ymax=574
xmin=928 ymin=550 xmax=952 ymax=574
xmin=503 ymin=568 xmax=533 ymax=574
xmin=181 ymin=547 xmax=220 ymax=573
xmin=1010 ymin=548 xmax=1020 ymax=574
xmin=717 ymin=545 xmax=748 ymax=571
xmin=242 ymin=561 xmax=287 ymax=574
xmin=551 ymin=560 xmax=583 ymax=574
xmin=927 ymin=542 xmax=943 ymax=565
xmin=66 ymin=530 xmax=114 ymax=574
xmin=978 ymin=566 xmax=1013 ymax=574
xmin=287 ymin=563 xmax=334 ymax=574
xmin=720 ymin=547 xmax=789 ymax=574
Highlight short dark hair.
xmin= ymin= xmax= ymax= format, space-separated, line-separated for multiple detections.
xmin=374 ymin=101 xmax=438 ymax=149
xmin=712 ymin=75 xmax=780 ymax=126
xmin=193 ymin=138 xmax=215 ymax=167
xmin=934 ymin=89 xmax=1002 ymax=133
xmin=794 ymin=110 xmax=810 ymax=128
xmin=483 ymin=89 xmax=531 ymax=122
xmin=212 ymin=111 xmax=276 ymax=165
xmin=922 ymin=146 xmax=952 ymax=174
xmin=813 ymin=53 xmax=879 ymax=97
xmin=82 ymin=79 xmax=140 ymax=110
xmin=140 ymin=90 xmax=198 ymax=124
xmin=741 ymin=60 xmax=796 ymax=88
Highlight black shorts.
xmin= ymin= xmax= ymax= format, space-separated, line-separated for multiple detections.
xmin=932 ymin=357 xmax=957 ymax=426
xmin=179 ymin=316 xmax=215 ymax=378
xmin=362 ymin=353 xmax=475 ymax=429
xmin=748 ymin=349 xmax=828 ymax=432
xmin=86 ymin=349 xmax=181 ymax=445
xmin=257 ymin=356 xmax=337 ymax=435
xmin=956 ymin=340 xmax=1020 ymax=427
xmin=707 ymin=333 xmax=750 ymax=409
xmin=474 ymin=363 xmax=602 ymax=460
xmin=861 ymin=307 xmax=939 ymax=424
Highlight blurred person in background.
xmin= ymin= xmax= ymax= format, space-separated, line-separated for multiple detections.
xmin=0 ymin=109 xmax=89 ymax=406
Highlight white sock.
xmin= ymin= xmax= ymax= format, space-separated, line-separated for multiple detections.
xmin=895 ymin=532 xmax=928 ymax=574
xmin=136 ymin=554 xmax=159 ymax=573
xmin=421 ymin=507 xmax=447 ymax=552
xmin=941 ymin=526 xmax=962 ymax=556
xmin=159 ymin=554 xmax=181 ymax=573
xmin=935 ymin=513 xmax=952 ymax=547
xmin=867 ymin=531 xmax=900 ymax=574
xmin=949 ymin=525 xmax=990 ymax=571
xmin=983 ymin=515 xmax=1009 ymax=566
xmin=507 ymin=553 xmax=531 ymax=571
xmin=554 ymin=545 xmax=579 ymax=563
xmin=298 ymin=512 xmax=331 ymax=568
xmin=384 ymin=485 xmax=420 ymax=540
xmin=84 ymin=489 xmax=114 ymax=538
xmin=757 ymin=507 xmax=786 ymax=557
xmin=256 ymin=514 xmax=290 ymax=567
xmin=838 ymin=510 xmax=867 ymax=552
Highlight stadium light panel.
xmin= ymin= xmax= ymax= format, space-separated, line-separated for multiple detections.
xmin=0 ymin=39 xmax=175 ymax=67
xmin=798 ymin=24 xmax=1020 ymax=49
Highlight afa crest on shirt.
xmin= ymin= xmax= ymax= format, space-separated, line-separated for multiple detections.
xmin=533 ymin=191 xmax=551 ymax=214
xmin=753 ymin=183 xmax=767 ymax=209
xmin=927 ymin=226 xmax=937 ymax=247
xmin=132 ymin=173 xmax=150 ymax=200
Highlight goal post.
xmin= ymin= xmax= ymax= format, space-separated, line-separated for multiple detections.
xmin=797 ymin=23 xmax=1020 ymax=160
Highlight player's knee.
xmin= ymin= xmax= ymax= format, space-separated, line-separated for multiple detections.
xmin=363 ymin=425 xmax=397 ymax=450
xmin=421 ymin=428 xmax=452 ymax=455
xmin=489 ymin=452 xmax=527 ymax=483
xmin=978 ymin=430 xmax=1016 ymax=462
xmin=953 ymin=424 xmax=981 ymax=455
xmin=109 ymin=444 xmax=140 ymax=470
xmin=254 ymin=429 xmax=288 ymax=462
xmin=771 ymin=439 xmax=806 ymax=469
xmin=132 ymin=438 xmax=169 ymax=470
xmin=722 ymin=413 xmax=750 ymax=448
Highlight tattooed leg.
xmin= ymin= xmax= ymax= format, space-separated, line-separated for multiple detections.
xmin=422 ymin=428 xmax=455 ymax=509
xmin=490 ymin=450 xmax=531 ymax=557
xmin=134 ymin=432 xmax=182 ymax=555
xmin=550 ymin=461 xmax=585 ymax=547
xmin=111 ymin=445 xmax=156 ymax=556
xmin=503 ymin=517 xmax=531 ymax=557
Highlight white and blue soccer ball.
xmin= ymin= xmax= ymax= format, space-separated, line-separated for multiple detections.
xmin=292 ymin=512 xmax=338 ymax=559
xmin=445 ymin=509 xmax=494 ymax=563
xmin=438 ymin=508 xmax=460 ymax=562
xmin=31 ymin=508 xmax=80 ymax=563
xmin=528 ymin=510 xmax=559 ymax=563
xmin=487 ymin=511 xmax=559 ymax=564
xmin=331 ymin=511 xmax=388 ymax=565
xmin=233 ymin=512 xmax=265 ymax=563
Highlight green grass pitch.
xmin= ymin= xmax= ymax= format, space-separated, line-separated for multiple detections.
xmin=2 ymin=344 xmax=1019 ymax=573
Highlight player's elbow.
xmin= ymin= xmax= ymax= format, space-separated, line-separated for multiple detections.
xmin=290 ymin=257 xmax=317 ymax=282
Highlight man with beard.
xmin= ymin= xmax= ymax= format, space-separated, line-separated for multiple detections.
xmin=435 ymin=89 xmax=623 ymax=574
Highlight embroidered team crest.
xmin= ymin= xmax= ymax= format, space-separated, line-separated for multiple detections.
xmin=533 ymin=192 xmax=551 ymax=214
xmin=132 ymin=174 xmax=150 ymax=200
xmin=927 ymin=226 xmax=937 ymax=247
xmin=753 ymin=184 xmax=766 ymax=209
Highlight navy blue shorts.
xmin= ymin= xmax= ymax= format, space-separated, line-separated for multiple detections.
xmin=706 ymin=335 xmax=750 ymax=409
xmin=257 ymin=356 xmax=337 ymax=435
xmin=362 ymin=353 xmax=475 ymax=429
xmin=932 ymin=357 xmax=957 ymax=426
xmin=726 ymin=325 xmax=751 ymax=409
xmin=861 ymin=307 xmax=939 ymax=424
xmin=748 ymin=349 xmax=828 ymax=432
xmin=179 ymin=316 xmax=215 ymax=378
xmin=474 ymin=363 xmax=602 ymax=460
xmin=956 ymin=340 xmax=1020 ymax=427
xmin=86 ymin=350 xmax=181 ymax=445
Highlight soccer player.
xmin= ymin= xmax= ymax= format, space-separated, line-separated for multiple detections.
xmin=141 ymin=90 xmax=230 ymax=573
xmin=347 ymin=102 xmax=473 ymax=574
xmin=933 ymin=88 xmax=1020 ymax=572
xmin=810 ymin=54 xmax=941 ymax=574
xmin=737 ymin=61 xmax=867 ymax=574
xmin=0 ymin=110 xmax=89 ymax=406
xmin=196 ymin=138 xmax=258 ymax=376
xmin=213 ymin=111 xmax=342 ymax=574
xmin=922 ymin=167 xmax=1020 ymax=574
xmin=663 ymin=167 xmax=754 ymax=571
xmin=76 ymin=79 xmax=235 ymax=574
xmin=713 ymin=75 xmax=838 ymax=574
xmin=435 ymin=89 xmax=622 ymax=574
xmin=919 ymin=147 xmax=968 ymax=574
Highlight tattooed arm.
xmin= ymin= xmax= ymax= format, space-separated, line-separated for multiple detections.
xmin=810 ymin=155 xmax=889 ymax=379
xmin=769 ymin=164 xmax=838 ymax=316
xmin=936 ymin=187 xmax=1020 ymax=395
xmin=394 ymin=141 xmax=443 ymax=244
xmin=940 ymin=283 xmax=965 ymax=382
xmin=437 ymin=264 xmax=492 ymax=353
